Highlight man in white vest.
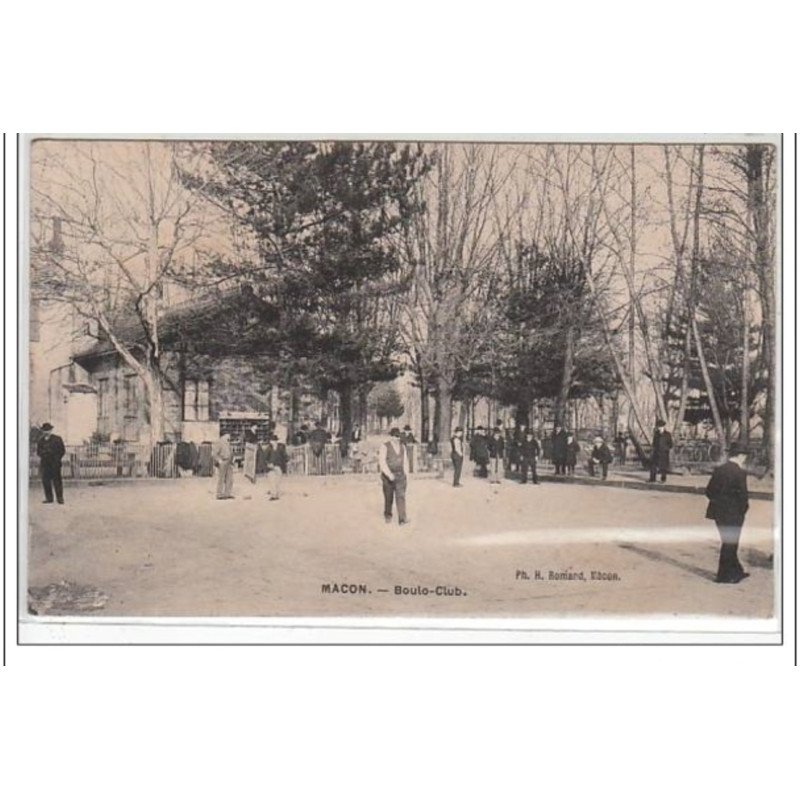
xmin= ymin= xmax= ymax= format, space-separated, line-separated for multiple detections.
xmin=379 ymin=427 xmax=409 ymax=525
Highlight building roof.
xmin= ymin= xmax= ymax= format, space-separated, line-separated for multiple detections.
xmin=73 ymin=285 xmax=278 ymax=365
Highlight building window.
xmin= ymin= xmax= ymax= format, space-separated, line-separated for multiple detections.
xmin=183 ymin=379 xmax=210 ymax=421
xmin=98 ymin=378 xmax=110 ymax=420
xmin=124 ymin=374 xmax=138 ymax=418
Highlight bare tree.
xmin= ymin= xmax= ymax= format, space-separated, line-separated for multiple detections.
xmin=30 ymin=141 xmax=214 ymax=445
xmin=398 ymin=143 xmax=514 ymax=442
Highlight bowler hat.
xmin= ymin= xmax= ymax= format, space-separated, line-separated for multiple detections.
xmin=41 ymin=422 xmax=54 ymax=431
xmin=727 ymin=443 xmax=747 ymax=458
xmin=389 ymin=427 xmax=401 ymax=437
xmin=655 ymin=418 xmax=666 ymax=427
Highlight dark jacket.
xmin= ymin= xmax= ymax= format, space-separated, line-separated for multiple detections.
xmin=470 ymin=433 xmax=490 ymax=463
xmin=274 ymin=443 xmax=289 ymax=474
xmin=705 ymin=461 xmax=749 ymax=525
xmin=652 ymin=429 xmax=673 ymax=469
xmin=264 ymin=442 xmax=289 ymax=473
xmin=551 ymin=430 xmax=568 ymax=462
xmin=566 ymin=439 xmax=581 ymax=466
xmin=591 ymin=444 xmax=613 ymax=464
xmin=176 ymin=440 xmax=196 ymax=470
xmin=489 ymin=436 xmax=505 ymax=459
xmin=519 ymin=438 xmax=540 ymax=462
xmin=308 ymin=428 xmax=328 ymax=456
xmin=400 ymin=430 xmax=416 ymax=445
xmin=37 ymin=434 xmax=66 ymax=468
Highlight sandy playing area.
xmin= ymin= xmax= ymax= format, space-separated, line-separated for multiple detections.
xmin=26 ymin=469 xmax=777 ymax=620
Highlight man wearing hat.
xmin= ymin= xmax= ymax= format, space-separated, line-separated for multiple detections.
xmin=588 ymin=436 xmax=613 ymax=479
xmin=551 ymin=424 xmax=568 ymax=475
xmin=470 ymin=424 xmax=490 ymax=479
xmin=36 ymin=423 xmax=66 ymax=504
xmin=213 ymin=432 xmax=235 ymax=500
xmin=648 ymin=419 xmax=673 ymax=483
xmin=488 ymin=426 xmax=505 ymax=484
xmin=400 ymin=424 xmax=416 ymax=473
xmin=519 ymin=430 xmax=540 ymax=485
xmin=379 ymin=427 xmax=410 ymax=525
xmin=705 ymin=444 xmax=750 ymax=584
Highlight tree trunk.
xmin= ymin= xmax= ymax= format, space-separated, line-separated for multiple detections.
xmin=458 ymin=399 xmax=468 ymax=430
xmin=436 ymin=376 xmax=454 ymax=443
xmin=747 ymin=144 xmax=774 ymax=467
xmin=554 ymin=324 xmax=575 ymax=426
xmin=288 ymin=388 xmax=301 ymax=440
xmin=432 ymin=389 xmax=441 ymax=443
xmin=691 ymin=315 xmax=726 ymax=447
xmin=672 ymin=323 xmax=692 ymax=433
xmin=585 ymin=269 xmax=651 ymax=444
xmin=338 ymin=384 xmax=353 ymax=456
xmin=143 ymin=366 xmax=165 ymax=446
xmin=687 ymin=143 xmax=725 ymax=448
xmin=420 ymin=385 xmax=430 ymax=443
xmin=739 ymin=312 xmax=750 ymax=446
xmin=357 ymin=385 xmax=370 ymax=430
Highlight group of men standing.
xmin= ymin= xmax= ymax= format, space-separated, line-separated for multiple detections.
xmin=451 ymin=422 xmax=599 ymax=486
xmin=32 ymin=411 xmax=754 ymax=589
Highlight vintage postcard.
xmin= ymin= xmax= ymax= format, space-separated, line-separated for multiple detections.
xmin=19 ymin=134 xmax=782 ymax=643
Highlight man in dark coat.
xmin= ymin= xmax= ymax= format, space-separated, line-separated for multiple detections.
xmin=519 ymin=431 xmax=540 ymax=485
xmin=588 ymin=436 xmax=613 ymax=479
xmin=470 ymin=425 xmax=490 ymax=478
xmin=565 ymin=433 xmax=581 ymax=475
xmin=551 ymin=425 xmax=568 ymax=475
xmin=36 ymin=422 xmax=66 ymax=504
xmin=510 ymin=423 xmax=527 ymax=473
xmin=488 ymin=427 xmax=505 ymax=484
xmin=648 ymin=419 xmax=673 ymax=483
xmin=293 ymin=424 xmax=309 ymax=446
xmin=400 ymin=425 xmax=416 ymax=472
xmin=705 ymin=444 xmax=750 ymax=584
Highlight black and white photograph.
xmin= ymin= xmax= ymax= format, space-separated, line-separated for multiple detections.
xmin=20 ymin=135 xmax=781 ymax=640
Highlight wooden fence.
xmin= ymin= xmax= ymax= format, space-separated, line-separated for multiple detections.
xmin=29 ymin=440 xmax=486 ymax=481
xmin=29 ymin=443 xmax=177 ymax=480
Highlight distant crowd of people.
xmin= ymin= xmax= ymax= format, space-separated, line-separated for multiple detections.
xmin=439 ymin=419 xmax=674 ymax=487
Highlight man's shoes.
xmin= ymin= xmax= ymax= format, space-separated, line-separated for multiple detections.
xmin=268 ymin=497 xmax=279 ymax=502
xmin=399 ymin=519 xmax=410 ymax=526
xmin=453 ymin=483 xmax=462 ymax=488
xmin=42 ymin=500 xmax=54 ymax=504
xmin=384 ymin=515 xmax=392 ymax=524
xmin=57 ymin=499 xmax=65 ymax=504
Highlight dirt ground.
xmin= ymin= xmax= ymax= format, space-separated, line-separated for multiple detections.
xmin=26 ymin=469 xmax=777 ymax=620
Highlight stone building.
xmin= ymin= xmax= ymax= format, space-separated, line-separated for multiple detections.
xmin=51 ymin=286 xmax=333 ymax=446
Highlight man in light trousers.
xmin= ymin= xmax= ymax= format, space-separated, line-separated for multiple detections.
xmin=213 ymin=433 xmax=234 ymax=500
